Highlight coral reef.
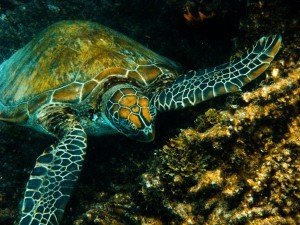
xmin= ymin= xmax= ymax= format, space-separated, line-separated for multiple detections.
xmin=0 ymin=0 xmax=299 ymax=225
xmin=75 ymin=62 xmax=299 ymax=225
xmin=138 ymin=64 xmax=300 ymax=224
xmin=71 ymin=1 xmax=300 ymax=224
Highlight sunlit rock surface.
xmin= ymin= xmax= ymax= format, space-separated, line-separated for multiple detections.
xmin=0 ymin=0 xmax=298 ymax=224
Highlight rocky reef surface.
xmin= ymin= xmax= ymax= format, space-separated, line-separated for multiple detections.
xmin=0 ymin=0 xmax=299 ymax=225
xmin=72 ymin=48 xmax=300 ymax=224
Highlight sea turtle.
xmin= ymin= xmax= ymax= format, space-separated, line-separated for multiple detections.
xmin=0 ymin=21 xmax=281 ymax=225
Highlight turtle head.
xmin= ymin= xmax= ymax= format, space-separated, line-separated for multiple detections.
xmin=105 ymin=85 xmax=157 ymax=142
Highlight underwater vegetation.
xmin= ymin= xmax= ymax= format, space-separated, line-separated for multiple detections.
xmin=139 ymin=65 xmax=300 ymax=225
xmin=71 ymin=1 xmax=299 ymax=225
xmin=0 ymin=0 xmax=299 ymax=225
xmin=72 ymin=57 xmax=299 ymax=225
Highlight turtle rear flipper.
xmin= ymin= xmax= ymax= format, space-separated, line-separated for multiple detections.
xmin=152 ymin=35 xmax=282 ymax=111
xmin=19 ymin=106 xmax=87 ymax=225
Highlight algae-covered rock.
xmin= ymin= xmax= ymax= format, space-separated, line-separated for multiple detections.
xmin=72 ymin=1 xmax=299 ymax=224
xmin=75 ymin=35 xmax=299 ymax=225
xmin=138 ymin=64 xmax=299 ymax=224
xmin=0 ymin=0 xmax=299 ymax=225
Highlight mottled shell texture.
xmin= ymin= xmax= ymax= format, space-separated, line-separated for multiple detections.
xmin=0 ymin=21 xmax=179 ymax=122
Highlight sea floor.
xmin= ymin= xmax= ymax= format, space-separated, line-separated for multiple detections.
xmin=0 ymin=0 xmax=299 ymax=224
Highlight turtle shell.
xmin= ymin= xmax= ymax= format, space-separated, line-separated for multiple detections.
xmin=0 ymin=21 xmax=181 ymax=123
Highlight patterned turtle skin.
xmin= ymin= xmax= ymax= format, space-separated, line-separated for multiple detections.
xmin=0 ymin=21 xmax=281 ymax=225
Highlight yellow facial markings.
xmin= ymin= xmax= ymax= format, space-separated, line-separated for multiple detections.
xmin=108 ymin=87 xmax=155 ymax=133
xmin=129 ymin=114 xmax=142 ymax=129
xmin=138 ymin=97 xmax=149 ymax=108
xmin=120 ymin=95 xmax=137 ymax=107
xmin=131 ymin=106 xmax=140 ymax=113
xmin=119 ymin=108 xmax=131 ymax=119
xmin=142 ymin=108 xmax=152 ymax=123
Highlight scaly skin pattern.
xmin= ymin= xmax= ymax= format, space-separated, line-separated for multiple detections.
xmin=0 ymin=20 xmax=282 ymax=225
xmin=105 ymin=85 xmax=156 ymax=141
xmin=0 ymin=21 xmax=179 ymax=123
xmin=152 ymin=35 xmax=282 ymax=111
xmin=19 ymin=105 xmax=87 ymax=225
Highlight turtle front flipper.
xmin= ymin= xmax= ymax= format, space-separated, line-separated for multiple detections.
xmin=18 ymin=106 xmax=87 ymax=225
xmin=152 ymin=35 xmax=282 ymax=111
